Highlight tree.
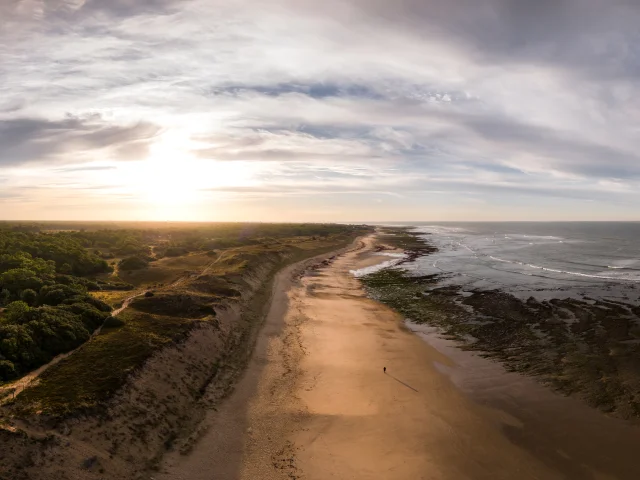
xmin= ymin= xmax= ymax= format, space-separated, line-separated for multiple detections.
xmin=0 ymin=360 xmax=16 ymax=381
xmin=0 ymin=268 xmax=44 ymax=294
xmin=0 ymin=289 xmax=10 ymax=306
xmin=59 ymin=263 xmax=72 ymax=274
xmin=5 ymin=301 xmax=30 ymax=323
xmin=20 ymin=289 xmax=37 ymax=306
xmin=39 ymin=284 xmax=84 ymax=306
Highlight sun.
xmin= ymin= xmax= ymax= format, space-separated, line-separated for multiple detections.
xmin=139 ymin=157 xmax=199 ymax=207
xmin=121 ymin=132 xmax=257 ymax=208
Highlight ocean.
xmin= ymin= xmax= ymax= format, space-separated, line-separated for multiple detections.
xmin=389 ymin=222 xmax=640 ymax=301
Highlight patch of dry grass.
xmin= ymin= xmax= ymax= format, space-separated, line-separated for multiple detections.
xmin=91 ymin=290 xmax=136 ymax=309
xmin=116 ymin=253 xmax=213 ymax=288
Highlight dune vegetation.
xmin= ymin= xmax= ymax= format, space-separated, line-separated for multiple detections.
xmin=0 ymin=222 xmax=366 ymax=417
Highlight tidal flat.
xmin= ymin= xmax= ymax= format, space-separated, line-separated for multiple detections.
xmin=362 ymin=228 xmax=640 ymax=419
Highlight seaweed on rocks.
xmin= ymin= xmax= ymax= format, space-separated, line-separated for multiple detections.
xmin=376 ymin=227 xmax=438 ymax=262
xmin=362 ymin=231 xmax=640 ymax=419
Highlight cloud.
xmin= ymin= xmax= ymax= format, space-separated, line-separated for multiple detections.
xmin=3 ymin=0 xmax=640 ymax=219
xmin=54 ymin=165 xmax=117 ymax=172
xmin=78 ymin=0 xmax=178 ymax=18
xmin=0 ymin=116 xmax=161 ymax=166
xmin=213 ymin=82 xmax=385 ymax=100
xmin=0 ymin=0 xmax=178 ymax=23
xmin=295 ymin=0 xmax=640 ymax=78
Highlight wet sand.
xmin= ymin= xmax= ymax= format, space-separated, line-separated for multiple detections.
xmin=409 ymin=322 xmax=640 ymax=480
xmin=160 ymin=236 xmax=640 ymax=480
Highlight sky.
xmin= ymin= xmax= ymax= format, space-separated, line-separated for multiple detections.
xmin=2 ymin=0 xmax=640 ymax=222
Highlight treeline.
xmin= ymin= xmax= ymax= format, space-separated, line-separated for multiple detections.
xmin=65 ymin=230 xmax=153 ymax=258
xmin=0 ymin=231 xmax=110 ymax=276
xmin=160 ymin=223 xmax=353 ymax=253
xmin=62 ymin=223 xmax=358 ymax=260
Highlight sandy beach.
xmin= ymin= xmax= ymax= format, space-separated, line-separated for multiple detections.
xmin=159 ymin=235 xmax=640 ymax=480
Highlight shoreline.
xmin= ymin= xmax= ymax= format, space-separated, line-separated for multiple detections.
xmin=161 ymin=233 xmax=640 ymax=480
xmin=157 ymin=238 xmax=366 ymax=479
xmin=361 ymin=228 xmax=640 ymax=420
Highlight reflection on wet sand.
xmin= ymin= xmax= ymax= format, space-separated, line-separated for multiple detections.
xmin=409 ymin=322 xmax=640 ymax=480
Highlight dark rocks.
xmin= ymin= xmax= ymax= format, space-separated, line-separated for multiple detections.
xmin=361 ymin=264 xmax=640 ymax=419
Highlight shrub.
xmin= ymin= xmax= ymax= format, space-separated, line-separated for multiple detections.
xmin=102 ymin=316 xmax=125 ymax=329
xmin=164 ymin=247 xmax=188 ymax=257
xmin=118 ymin=256 xmax=149 ymax=271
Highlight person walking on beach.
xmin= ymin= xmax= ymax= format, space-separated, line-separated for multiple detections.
xmin=383 ymin=367 xmax=386 ymax=374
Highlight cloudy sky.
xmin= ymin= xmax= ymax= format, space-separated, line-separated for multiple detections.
xmin=2 ymin=0 xmax=640 ymax=221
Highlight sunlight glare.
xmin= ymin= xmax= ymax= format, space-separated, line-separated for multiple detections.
xmin=123 ymin=132 xmax=256 ymax=208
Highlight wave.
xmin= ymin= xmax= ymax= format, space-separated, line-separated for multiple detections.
xmin=487 ymin=255 xmax=640 ymax=282
xmin=414 ymin=225 xmax=468 ymax=235
xmin=543 ymin=258 xmax=640 ymax=272
xmin=505 ymin=234 xmax=564 ymax=241
xmin=554 ymin=258 xmax=611 ymax=270
xmin=459 ymin=243 xmax=476 ymax=254
xmin=350 ymin=257 xmax=406 ymax=278
xmin=606 ymin=265 xmax=640 ymax=271
xmin=490 ymin=256 xmax=516 ymax=264
xmin=483 ymin=263 xmax=599 ymax=284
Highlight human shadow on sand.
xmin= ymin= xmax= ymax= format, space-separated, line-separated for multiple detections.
xmin=386 ymin=373 xmax=419 ymax=393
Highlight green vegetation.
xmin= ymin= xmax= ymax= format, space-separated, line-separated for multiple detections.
xmin=4 ymin=222 xmax=369 ymax=415
xmin=118 ymin=256 xmax=150 ymax=271
xmin=0 ymin=230 xmax=110 ymax=276
xmin=15 ymin=308 xmax=194 ymax=415
xmin=0 ymin=231 xmax=114 ymax=381
xmin=0 ymin=221 xmax=357 ymax=260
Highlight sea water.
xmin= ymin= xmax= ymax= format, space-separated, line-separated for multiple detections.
xmin=393 ymin=222 xmax=640 ymax=301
